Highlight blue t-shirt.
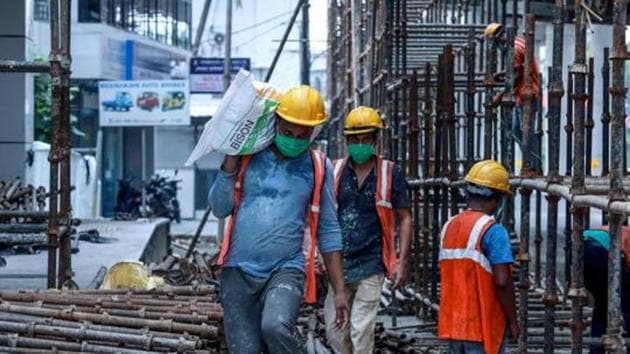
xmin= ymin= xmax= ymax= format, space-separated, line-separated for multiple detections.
xmin=208 ymin=147 xmax=342 ymax=278
xmin=337 ymin=161 xmax=410 ymax=283
xmin=480 ymin=223 xmax=514 ymax=265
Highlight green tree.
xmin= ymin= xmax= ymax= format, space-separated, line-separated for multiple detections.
xmin=33 ymin=74 xmax=85 ymax=143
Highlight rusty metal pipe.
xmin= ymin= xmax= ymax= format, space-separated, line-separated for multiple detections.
xmin=0 ymin=303 xmax=218 ymax=339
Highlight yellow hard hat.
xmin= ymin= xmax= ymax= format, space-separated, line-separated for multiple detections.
xmin=464 ymin=160 xmax=512 ymax=195
xmin=275 ymin=85 xmax=327 ymax=127
xmin=100 ymin=261 xmax=165 ymax=290
xmin=484 ymin=23 xmax=504 ymax=38
xmin=343 ymin=106 xmax=384 ymax=135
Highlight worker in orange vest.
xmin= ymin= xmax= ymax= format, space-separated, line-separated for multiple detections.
xmin=439 ymin=160 xmax=520 ymax=354
xmin=208 ymin=86 xmax=349 ymax=354
xmin=324 ymin=106 xmax=412 ymax=353
xmin=485 ymin=23 xmax=542 ymax=173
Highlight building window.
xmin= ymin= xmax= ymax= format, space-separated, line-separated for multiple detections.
xmin=102 ymin=0 xmax=191 ymax=50
xmin=78 ymin=0 xmax=101 ymax=23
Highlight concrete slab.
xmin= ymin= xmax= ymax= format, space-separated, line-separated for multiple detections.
xmin=0 ymin=218 xmax=168 ymax=290
xmin=169 ymin=215 xmax=220 ymax=238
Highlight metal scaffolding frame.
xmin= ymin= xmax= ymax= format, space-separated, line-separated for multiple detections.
xmin=328 ymin=0 xmax=629 ymax=352
xmin=0 ymin=0 xmax=73 ymax=290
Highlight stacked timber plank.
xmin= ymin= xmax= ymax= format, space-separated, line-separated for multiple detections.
xmin=0 ymin=285 xmax=223 ymax=353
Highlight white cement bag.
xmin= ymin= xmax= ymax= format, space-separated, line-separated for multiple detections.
xmin=186 ymin=70 xmax=282 ymax=165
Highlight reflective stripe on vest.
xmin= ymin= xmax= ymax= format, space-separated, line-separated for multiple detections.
xmin=216 ymin=149 xmax=327 ymax=304
xmin=332 ymin=156 xmax=397 ymax=277
xmin=439 ymin=214 xmax=494 ymax=274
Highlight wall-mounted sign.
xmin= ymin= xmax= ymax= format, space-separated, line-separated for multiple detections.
xmin=34 ymin=0 xmax=49 ymax=21
xmin=98 ymin=80 xmax=190 ymax=127
xmin=189 ymin=57 xmax=251 ymax=94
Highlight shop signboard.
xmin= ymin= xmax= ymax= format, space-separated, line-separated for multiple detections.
xmin=189 ymin=57 xmax=251 ymax=93
xmin=98 ymin=80 xmax=190 ymax=127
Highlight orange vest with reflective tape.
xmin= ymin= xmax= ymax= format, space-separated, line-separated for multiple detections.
xmin=216 ymin=149 xmax=327 ymax=304
xmin=332 ymin=157 xmax=397 ymax=278
xmin=438 ymin=210 xmax=507 ymax=354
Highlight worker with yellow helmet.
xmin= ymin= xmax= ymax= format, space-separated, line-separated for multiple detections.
xmin=438 ymin=160 xmax=520 ymax=353
xmin=485 ymin=22 xmax=542 ymax=172
xmin=209 ymin=85 xmax=349 ymax=354
xmin=324 ymin=106 xmax=412 ymax=353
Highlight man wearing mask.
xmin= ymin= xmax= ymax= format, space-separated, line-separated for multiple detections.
xmin=438 ymin=160 xmax=519 ymax=354
xmin=485 ymin=23 xmax=541 ymax=172
xmin=209 ymin=85 xmax=349 ymax=354
xmin=324 ymin=106 xmax=412 ymax=354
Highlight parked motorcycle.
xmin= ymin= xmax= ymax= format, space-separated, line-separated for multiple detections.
xmin=114 ymin=175 xmax=181 ymax=223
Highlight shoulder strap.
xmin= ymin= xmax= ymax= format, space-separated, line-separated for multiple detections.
xmin=332 ymin=157 xmax=347 ymax=199
xmin=375 ymin=157 xmax=394 ymax=207
xmin=309 ymin=149 xmax=326 ymax=211
xmin=216 ymin=155 xmax=253 ymax=266
xmin=235 ymin=155 xmax=253 ymax=190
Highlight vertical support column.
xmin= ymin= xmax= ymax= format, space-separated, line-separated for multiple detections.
xmin=601 ymin=47 xmax=611 ymax=178
xmin=47 ymin=0 xmax=61 ymax=290
xmin=569 ymin=0 xmax=588 ymax=347
xmin=604 ymin=0 xmax=627 ymax=350
xmin=57 ymin=0 xmax=73 ymax=288
xmin=439 ymin=52 xmax=450 ymax=223
xmin=534 ymin=72 xmax=544 ymax=288
xmin=500 ymin=26 xmax=516 ymax=239
xmin=466 ymin=28 xmax=476 ymax=169
xmin=585 ymin=57 xmax=595 ymax=230
xmin=409 ymin=71 xmax=419 ymax=180
xmin=516 ymin=14 xmax=536 ymax=354
xmin=520 ymin=14 xmax=535 ymax=176
xmin=408 ymin=71 xmax=421 ymax=303
xmin=431 ymin=56 xmax=444 ymax=307
xmin=543 ymin=0 xmax=564 ymax=350
xmin=422 ymin=63 xmax=433 ymax=316
xmin=483 ymin=40 xmax=496 ymax=159
xmin=564 ymin=68 xmax=574 ymax=291
xmin=444 ymin=45 xmax=457 ymax=216
xmin=601 ymin=47 xmax=611 ymax=224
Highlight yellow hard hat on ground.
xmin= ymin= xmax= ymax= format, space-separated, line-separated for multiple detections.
xmin=275 ymin=85 xmax=327 ymax=127
xmin=343 ymin=106 xmax=384 ymax=135
xmin=100 ymin=261 xmax=165 ymax=290
xmin=465 ymin=160 xmax=511 ymax=195
xmin=484 ymin=23 xmax=504 ymax=38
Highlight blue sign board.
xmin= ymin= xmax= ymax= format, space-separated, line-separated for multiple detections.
xmin=189 ymin=57 xmax=251 ymax=93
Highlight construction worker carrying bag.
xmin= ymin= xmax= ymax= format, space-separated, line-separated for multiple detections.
xmin=209 ymin=85 xmax=349 ymax=354
xmin=438 ymin=160 xmax=520 ymax=354
xmin=324 ymin=106 xmax=412 ymax=354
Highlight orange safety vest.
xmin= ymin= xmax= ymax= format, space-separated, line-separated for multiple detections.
xmin=438 ymin=210 xmax=506 ymax=354
xmin=332 ymin=156 xmax=397 ymax=278
xmin=216 ymin=149 xmax=327 ymax=304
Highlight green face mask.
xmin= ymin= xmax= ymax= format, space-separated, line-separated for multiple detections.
xmin=348 ymin=144 xmax=375 ymax=164
xmin=274 ymin=134 xmax=310 ymax=158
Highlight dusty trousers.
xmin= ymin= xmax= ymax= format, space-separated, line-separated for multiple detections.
xmin=220 ymin=267 xmax=304 ymax=354
xmin=324 ymin=274 xmax=384 ymax=354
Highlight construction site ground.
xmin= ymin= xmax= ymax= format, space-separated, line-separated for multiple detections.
xmin=1 ymin=218 xmax=168 ymax=290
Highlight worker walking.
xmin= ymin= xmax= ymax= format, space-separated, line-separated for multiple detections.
xmin=485 ymin=23 xmax=542 ymax=172
xmin=438 ymin=160 xmax=520 ymax=354
xmin=583 ymin=225 xmax=630 ymax=354
xmin=324 ymin=106 xmax=412 ymax=354
xmin=209 ymin=86 xmax=349 ymax=354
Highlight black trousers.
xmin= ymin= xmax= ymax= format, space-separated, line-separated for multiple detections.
xmin=583 ymin=239 xmax=630 ymax=354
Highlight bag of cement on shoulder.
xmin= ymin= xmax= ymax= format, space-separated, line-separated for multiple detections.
xmin=185 ymin=69 xmax=281 ymax=165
